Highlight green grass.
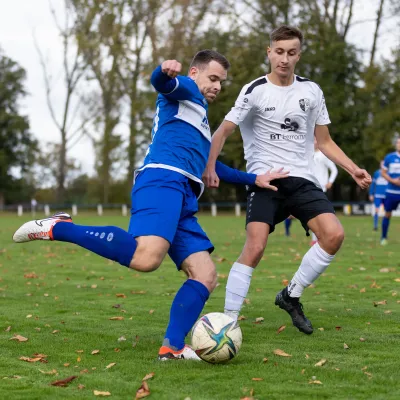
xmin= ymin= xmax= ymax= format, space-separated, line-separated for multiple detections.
xmin=0 ymin=213 xmax=399 ymax=400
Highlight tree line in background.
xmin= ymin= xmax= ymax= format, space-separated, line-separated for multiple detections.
xmin=1 ymin=0 xmax=399 ymax=208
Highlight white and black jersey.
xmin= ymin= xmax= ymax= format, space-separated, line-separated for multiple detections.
xmin=225 ymin=75 xmax=331 ymax=187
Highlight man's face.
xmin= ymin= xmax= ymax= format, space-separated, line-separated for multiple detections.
xmin=189 ymin=61 xmax=227 ymax=103
xmin=396 ymin=138 xmax=400 ymax=152
xmin=267 ymin=38 xmax=301 ymax=78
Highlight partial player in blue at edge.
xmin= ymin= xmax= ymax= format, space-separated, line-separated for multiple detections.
xmin=369 ymin=160 xmax=388 ymax=231
xmin=12 ymin=50 xmax=287 ymax=360
xmin=380 ymin=137 xmax=400 ymax=245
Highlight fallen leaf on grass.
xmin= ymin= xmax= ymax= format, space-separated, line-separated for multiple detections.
xmin=252 ymin=378 xmax=263 ymax=381
xmin=282 ymin=279 xmax=289 ymax=286
xmin=76 ymin=350 xmax=84 ymax=353
xmin=384 ymin=310 xmax=392 ymax=314
xmin=52 ymin=330 xmax=59 ymax=334
xmin=24 ymin=273 xmax=38 ymax=279
xmin=244 ymin=298 xmax=251 ymax=305
xmin=106 ymin=363 xmax=116 ymax=369
xmin=314 ymin=359 xmax=327 ymax=367
xmin=364 ymin=372 xmax=373 ymax=378
xmin=117 ymin=336 xmax=126 ymax=342
xmin=109 ymin=317 xmax=124 ymax=320
xmin=135 ymin=381 xmax=150 ymax=399
xmin=309 ymin=380 xmax=322 ymax=385
xmin=373 ymin=300 xmax=387 ymax=306
xmin=91 ymin=350 xmax=100 ymax=355
xmin=254 ymin=317 xmax=264 ymax=324
xmin=5 ymin=326 xmax=11 ymax=332
xmin=78 ymin=384 xmax=85 ymax=390
xmin=335 ymin=326 xmax=342 ymax=331
xmin=395 ymin=278 xmax=400 ymax=283
xmin=63 ymin=363 xmax=70 ymax=367
xmin=305 ymin=354 xmax=309 ymax=359
xmin=360 ymin=288 xmax=366 ymax=293
xmin=301 ymin=369 xmax=305 ymax=374
xmin=142 ymin=372 xmax=155 ymax=381
xmin=238 ymin=316 xmax=247 ymax=321
xmin=360 ymin=338 xmax=366 ymax=342
xmin=262 ymin=358 xmax=268 ymax=363
xmin=131 ymin=290 xmax=146 ymax=294
xmin=19 ymin=356 xmax=42 ymax=363
xmin=94 ymin=390 xmax=111 ymax=396
xmin=273 ymin=349 xmax=291 ymax=357
xmin=10 ymin=335 xmax=28 ymax=342
xmin=276 ymin=325 xmax=286 ymax=334
xmin=51 ymin=376 xmax=77 ymax=387
xmin=149 ymin=310 xmax=154 ymax=314
xmin=3 ymin=375 xmax=22 ymax=380
xmin=112 ymin=304 xmax=121 ymax=309
xmin=39 ymin=369 xmax=58 ymax=375
xmin=318 ymin=328 xmax=324 ymax=331
xmin=344 ymin=343 xmax=350 ymax=349
xmin=116 ymin=293 xmax=126 ymax=298
xmin=370 ymin=281 xmax=381 ymax=288
xmin=26 ymin=315 xmax=32 ymax=318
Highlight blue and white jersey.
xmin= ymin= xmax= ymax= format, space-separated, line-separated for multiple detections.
xmin=137 ymin=65 xmax=211 ymax=196
xmin=369 ymin=169 xmax=388 ymax=198
xmin=383 ymin=152 xmax=400 ymax=195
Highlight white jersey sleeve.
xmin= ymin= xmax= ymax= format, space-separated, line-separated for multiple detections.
xmin=315 ymin=89 xmax=331 ymax=126
xmin=224 ymin=79 xmax=265 ymax=125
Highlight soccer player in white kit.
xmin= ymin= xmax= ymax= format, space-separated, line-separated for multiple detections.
xmin=203 ymin=25 xmax=371 ymax=334
xmin=311 ymin=137 xmax=338 ymax=244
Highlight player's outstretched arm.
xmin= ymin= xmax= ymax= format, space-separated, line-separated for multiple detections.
xmin=315 ymin=125 xmax=372 ymax=189
xmin=214 ymin=162 xmax=289 ymax=189
xmin=203 ymin=121 xmax=237 ymax=188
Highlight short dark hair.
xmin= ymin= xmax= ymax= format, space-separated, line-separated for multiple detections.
xmin=270 ymin=25 xmax=303 ymax=45
xmin=189 ymin=50 xmax=230 ymax=71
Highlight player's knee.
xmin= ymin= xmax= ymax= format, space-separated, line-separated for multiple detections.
xmin=191 ymin=267 xmax=217 ymax=292
xmin=129 ymin=254 xmax=162 ymax=272
xmin=324 ymin=227 xmax=345 ymax=250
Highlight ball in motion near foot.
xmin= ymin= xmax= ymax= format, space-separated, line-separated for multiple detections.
xmin=191 ymin=312 xmax=242 ymax=363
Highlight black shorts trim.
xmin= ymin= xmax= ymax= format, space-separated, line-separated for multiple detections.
xmin=245 ymin=177 xmax=335 ymax=235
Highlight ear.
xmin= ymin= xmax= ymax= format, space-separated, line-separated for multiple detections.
xmin=189 ymin=66 xmax=199 ymax=80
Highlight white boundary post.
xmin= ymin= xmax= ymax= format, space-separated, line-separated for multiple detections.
xmin=17 ymin=205 xmax=23 ymax=216
xmin=235 ymin=203 xmax=241 ymax=217
xmin=97 ymin=204 xmax=103 ymax=216
xmin=72 ymin=204 xmax=78 ymax=216
xmin=44 ymin=205 xmax=50 ymax=216
xmin=211 ymin=203 xmax=217 ymax=217
xmin=122 ymin=204 xmax=128 ymax=216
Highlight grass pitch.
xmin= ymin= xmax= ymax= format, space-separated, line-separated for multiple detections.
xmin=0 ymin=213 xmax=399 ymax=399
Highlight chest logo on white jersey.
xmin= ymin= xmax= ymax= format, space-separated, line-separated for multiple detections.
xmin=299 ymin=98 xmax=310 ymax=112
xmin=281 ymin=118 xmax=299 ymax=131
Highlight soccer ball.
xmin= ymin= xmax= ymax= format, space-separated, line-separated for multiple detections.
xmin=191 ymin=312 xmax=242 ymax=364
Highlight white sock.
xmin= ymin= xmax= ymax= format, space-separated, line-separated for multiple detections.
xmin=287 ymin=243 xmax=335 ymax=298
xmin=224 ymin=262 xmax=254 ymax=319
xmin=311 ymin=231 xmax=317 ymax=242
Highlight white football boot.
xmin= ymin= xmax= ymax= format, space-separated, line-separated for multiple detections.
xmin=158 ymin=345 xmax=201 ymax=361
xmin=12 ymin=212 xmax=72 ymax=243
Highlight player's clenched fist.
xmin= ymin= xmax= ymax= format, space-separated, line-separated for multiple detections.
xmin=161 ymin=60 xmax=182 ymax=78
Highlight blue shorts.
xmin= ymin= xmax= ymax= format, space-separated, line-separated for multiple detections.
xmin=384 ymin=193 xmax=400 ymax=212
xmin=374 ymin=197 xmax=385 ymax=209
xmin=128 ymin=168 xmax=214 ymax=269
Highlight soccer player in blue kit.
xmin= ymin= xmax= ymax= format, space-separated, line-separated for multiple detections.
xmin=13 ymin=50 xmax=287 ymax=360
xmin=380 ymin=137 xmax=400 ymax=245
xmin=369 ymin=161 xmax=388 ymax=231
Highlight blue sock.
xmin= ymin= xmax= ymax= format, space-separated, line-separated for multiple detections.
xmin=163 ymin=279 xmax=210 ymax=350
xmin=373 ymin=214 xmax=378 ymax=229
xmin=284 ymin=218 xmax=292 ymax=236
xmin=52 ymin=222 xmax=137 ymax=267
xmin=381 ymin=217 xmax=390 ymax=239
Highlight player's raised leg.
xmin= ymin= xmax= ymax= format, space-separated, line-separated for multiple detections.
xmin=12 ymin=212 xmax=140 ymax=268
xmin=276 ymin=213 xmax=344 ymax=334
